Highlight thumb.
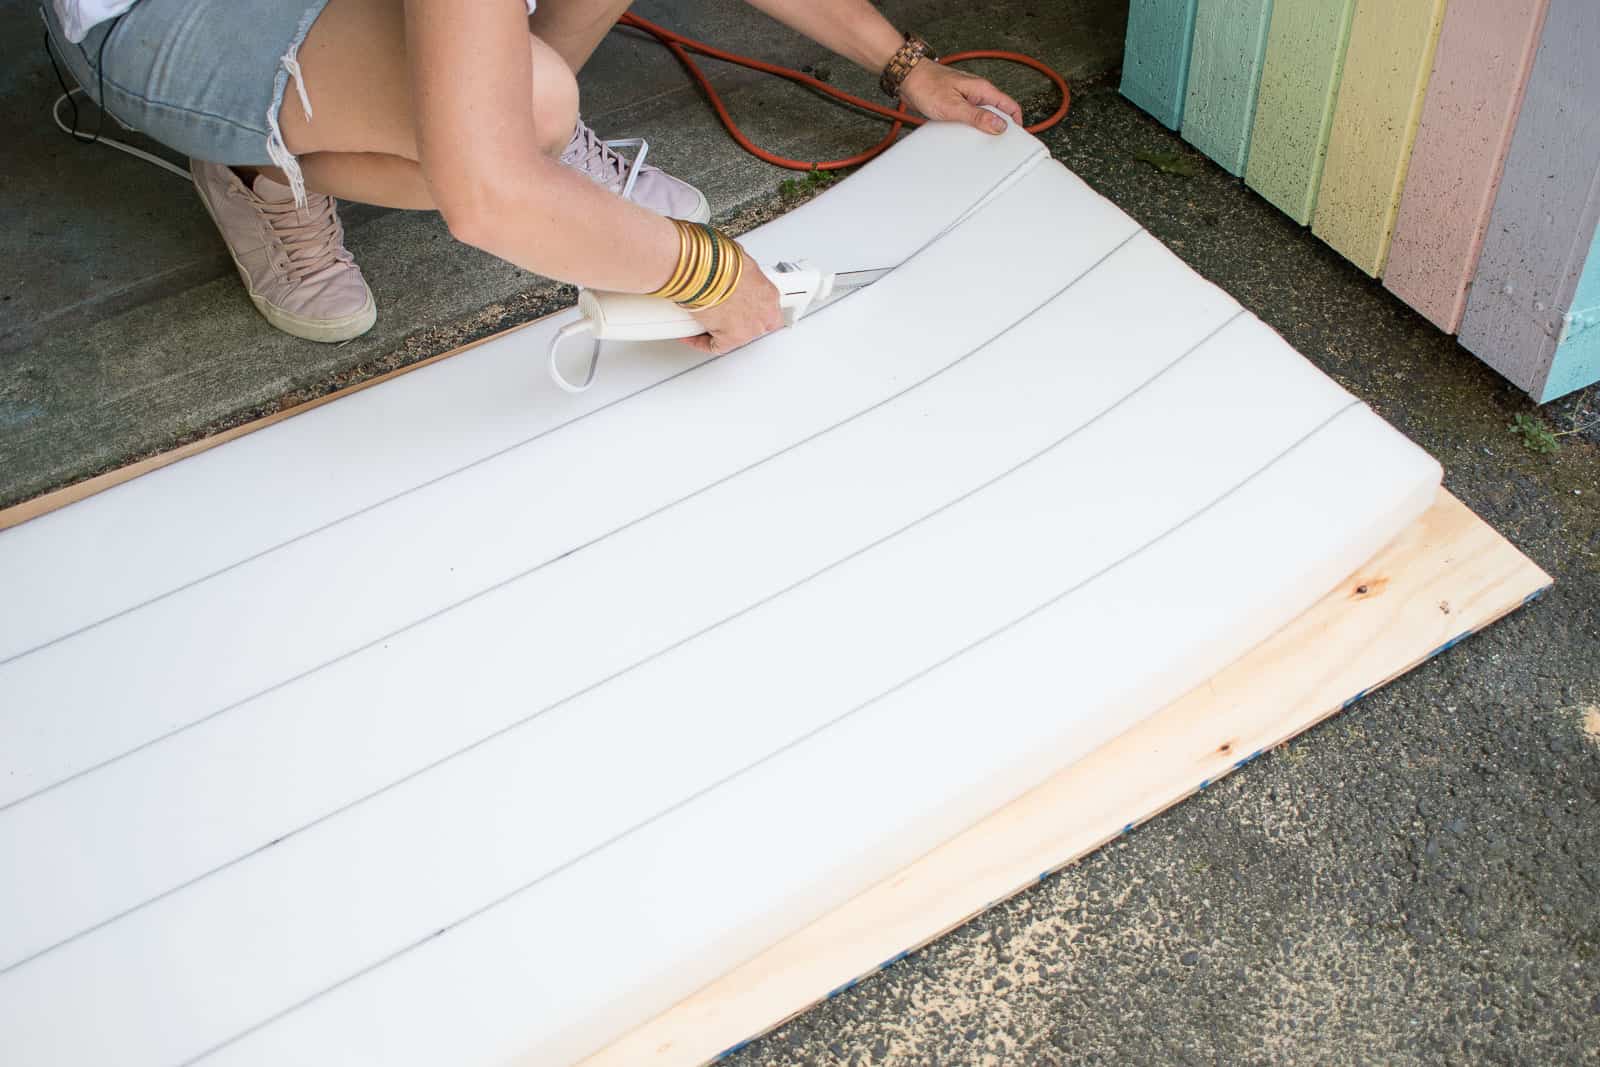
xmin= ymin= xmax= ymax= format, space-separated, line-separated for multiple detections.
xmin=961 ymin=103 xmax=1007 ymax=135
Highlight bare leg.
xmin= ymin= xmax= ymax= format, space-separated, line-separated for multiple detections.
xmin=232 ymin=161 xmax=406 ymax=204
xmin=528 ymin=0 xmax=635 ymax=73
xmin=298 ymin=152 xmax=435 ymax=209
xmin=274 ymin=0 xmax=579 ymax=209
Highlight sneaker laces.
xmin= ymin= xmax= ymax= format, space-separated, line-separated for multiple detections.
xmin=250 ymin=190 xmax=353 ymax=284
xmin=560 ymin=121 xmax=650 ymax=201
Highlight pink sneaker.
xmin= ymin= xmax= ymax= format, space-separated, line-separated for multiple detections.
xmin=560 ymin=120 xmax=712 ymax=223
xmin=191 ymin=161 xmax=376 ymax=343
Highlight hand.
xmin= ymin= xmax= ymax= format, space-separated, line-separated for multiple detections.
xmin=898 ymin=62 xmax=1024 ymax=135
xmin=683 ymin=248 xmax=785 ymax=355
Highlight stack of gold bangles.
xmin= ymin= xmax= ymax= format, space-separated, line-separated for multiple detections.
xmin=649 ymin=218 xmax=746 ymax=310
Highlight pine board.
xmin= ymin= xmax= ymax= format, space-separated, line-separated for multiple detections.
xmin=580 ymin=490 xmax=1549 ymax=1067
xmin=1459 ymin=0 xmax=1600 ymax=403
xmin=1383 ymin=0 xmax=1550 ymax=334
xmin=1312 ymin=0 xmax=1449 ymax=277
xmin=1244 ymin=0 xmax=1358 ymax=225
xmin=1181 ymin=0 xmax=1275 ymax=177
xmin=1120 ymin=0 xmax=1200 ymax=130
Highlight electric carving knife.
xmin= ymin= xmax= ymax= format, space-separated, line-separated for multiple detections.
xmin=548 ymin=261 xmax=890 ymax=393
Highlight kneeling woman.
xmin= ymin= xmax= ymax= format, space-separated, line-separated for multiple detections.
xmin=45 ymin=0 xmax=1023 ymax=353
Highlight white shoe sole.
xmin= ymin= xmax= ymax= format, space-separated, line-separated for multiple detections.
xmin=194 ymin=172 xmax=378 ymax=344
xmin=249 ymin=289 xmax=377 ymax=343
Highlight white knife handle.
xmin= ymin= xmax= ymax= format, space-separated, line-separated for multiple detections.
xmin=549 ymin=264 xmax=835 ymax=393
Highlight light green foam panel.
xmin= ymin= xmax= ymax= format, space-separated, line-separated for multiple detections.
xmin=1244 ymin=0 xmax=1357 ymax=225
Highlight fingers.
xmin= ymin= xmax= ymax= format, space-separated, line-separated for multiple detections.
xmin=959 ymin=78 xmax=1025 ymax=129
xmin=683 ymin=249 xmax=785 ymax=353
xmin=679 ymin=312 xmax=782 ymax=355
xmin=958 ymin=101 xmax=1007 ymax=135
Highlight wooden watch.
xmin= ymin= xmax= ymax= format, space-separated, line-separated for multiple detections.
xmin=880 ymin=32 xmax=936 ymax=99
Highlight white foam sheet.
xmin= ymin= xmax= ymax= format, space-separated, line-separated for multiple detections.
xmin=0 ymin=157 xmax=1097 ymax=812
xmin=0 ymin=119 xmax=1441 ymax=1066
xmin=0 ymin=120 xmax=1045 ymax=669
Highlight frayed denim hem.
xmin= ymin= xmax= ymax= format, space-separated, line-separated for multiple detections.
xmin=265 ymin=3 xmax=330 ymax=209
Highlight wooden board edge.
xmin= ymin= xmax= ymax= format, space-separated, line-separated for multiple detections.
xmin=0 ymin=308 xmax=567 ymax=534
xmin=577 ymin=490 xmax=1549 ymax=1067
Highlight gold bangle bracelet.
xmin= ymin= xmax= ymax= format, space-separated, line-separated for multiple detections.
xmin=668 ymin=221 xmax=697 ymax=298
xmin=687 ymin=227 xmax=714 ymax=300
xmin=682 ymin=228 xmax=745 ymax=310
xmin=680 ymin=225 xmax=724 ymax=307
xmin=650 ymin=222 xmax=690 ymax=299
xmin=681 ymin=228 xmax=726 ymax=309
xmin=649 ymin=222 xmax=746 ymax=310
xmin=667 ymin=227 xmax=699 ymax=301
xmin=651 ymin=220 xmax=708 ymax=302
xmin=666 ymin=221 xmax=705 ymax=301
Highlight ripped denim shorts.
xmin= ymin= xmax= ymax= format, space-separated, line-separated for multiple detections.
xmin=41 ymin=0 xmax=331 ymax=204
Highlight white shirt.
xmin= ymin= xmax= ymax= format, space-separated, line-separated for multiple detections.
xmin=52 ymin=0 xmax=538 ymax=43
xmin=52 ymin=0 xmax=136 ymax=41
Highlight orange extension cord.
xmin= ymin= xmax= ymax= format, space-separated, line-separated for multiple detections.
xmin=614 ymin=12 xmax=1071 ymax=172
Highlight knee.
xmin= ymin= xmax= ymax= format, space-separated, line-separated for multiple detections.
xmin=530 ymin=35 xmax=579 ymax=158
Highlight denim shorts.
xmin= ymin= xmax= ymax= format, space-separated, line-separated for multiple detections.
xmin=42 ymin=0 xmax=331 ymax=200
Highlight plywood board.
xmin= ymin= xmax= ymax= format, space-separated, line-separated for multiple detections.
xmin=1383 ymin=0 xmax=1550 ymax=334
xmin=1312 ymin=0 xmax=1449 ymax=277
xmin=581 ymin=490 xmax=1549 ymax=1067
xmin=1459 ymin=0 xmax=1600 ymax=403
xmin=1244 ymin=0 xmax=1358 ymax=225
xmin=1120 ymin=0 xmax=1199 ymax=129
xmin=1180 ymin=0 xmax=1273 ymax=177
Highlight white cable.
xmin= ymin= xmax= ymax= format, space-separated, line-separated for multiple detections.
xmin=548 ymin=319 xmax=601 ymax=393
xmin=51 ymin=90 xmax=192 ymax=182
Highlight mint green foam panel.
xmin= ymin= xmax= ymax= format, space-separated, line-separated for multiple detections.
xmin=1459 ymin=0 xmax=1600 ymax=403
xmin=1244 ymin=0 xmax=1357 ymax=225
xmin=1181 ymin=0 xmax=1274 ymax=176
xmin=1121 ymin=0 xmax=1199 ymax=129
xmin=1541 ymin=226 xmax=1600 ymax=402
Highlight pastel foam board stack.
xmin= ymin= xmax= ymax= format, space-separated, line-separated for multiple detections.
xmin=1457 ymin=0 xmax=1600 ymax=403
xmin=0 ymin=119 xmax=1514 ymax=1067
xmin=1121 ymin=0 xmax=1599 ymax=402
